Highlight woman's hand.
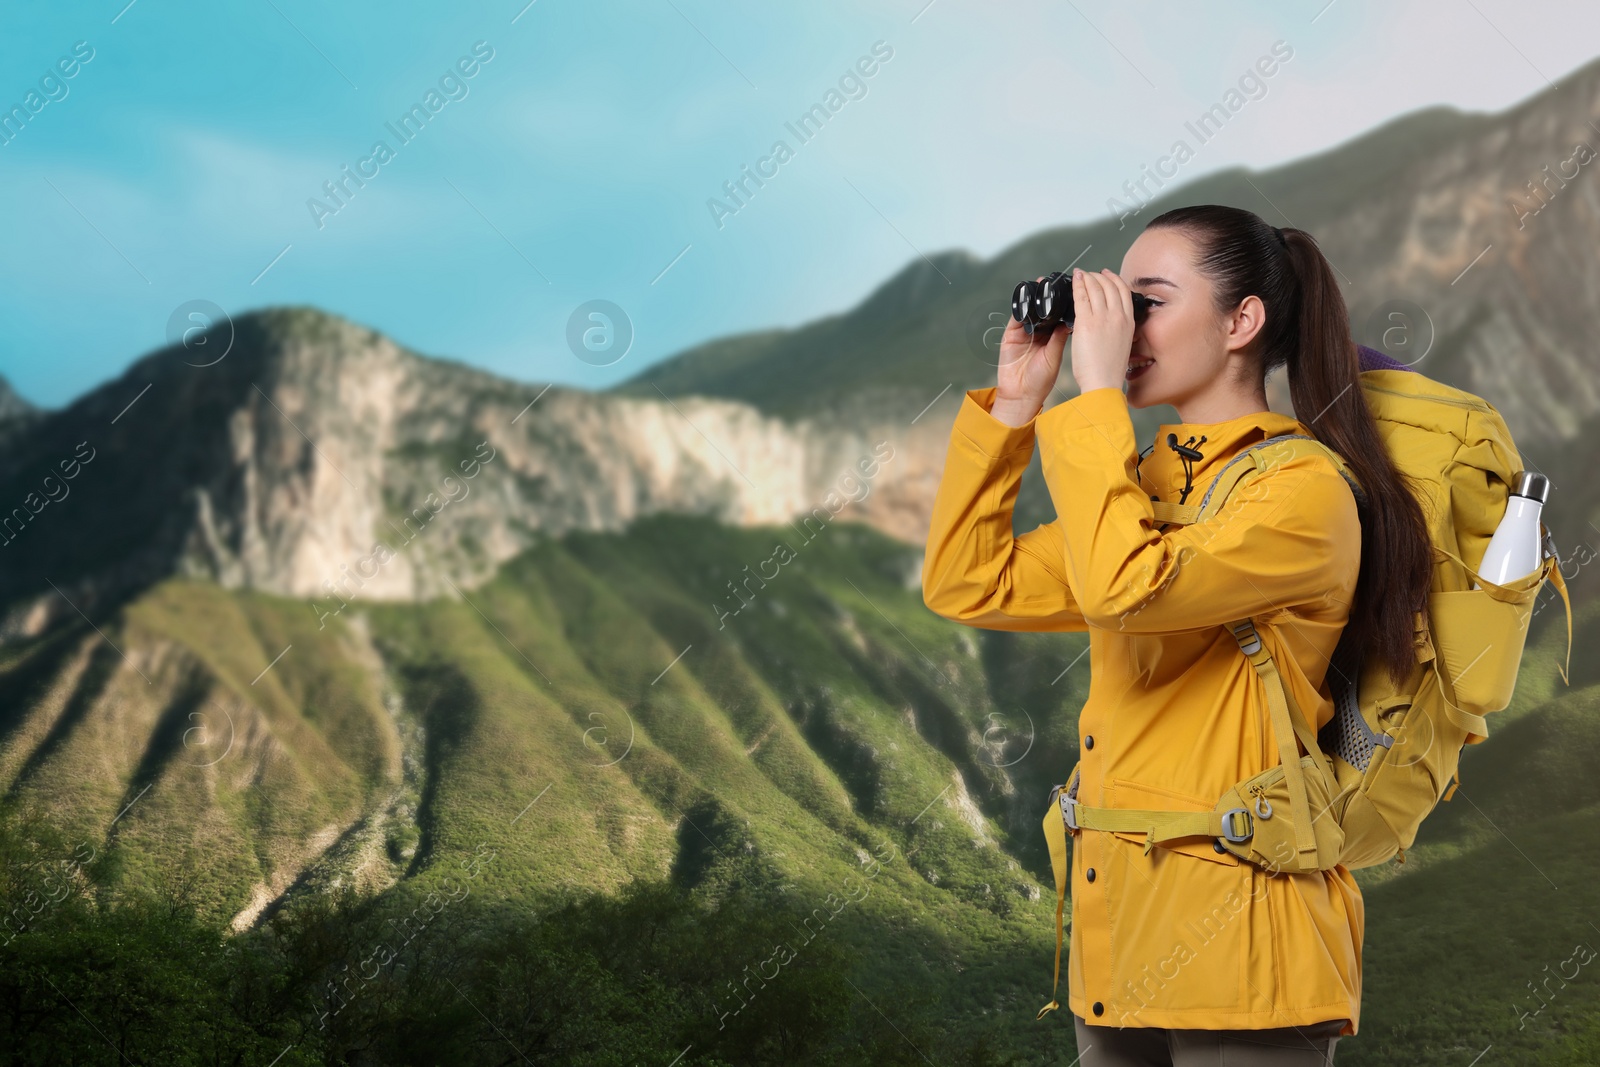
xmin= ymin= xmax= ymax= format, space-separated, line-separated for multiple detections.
xmin=993 ymin=276 xmax=1068 ymax=426
xmin=1068 ymin=268 xmax=1136 ymax=394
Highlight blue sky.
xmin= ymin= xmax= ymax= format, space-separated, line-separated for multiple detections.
xmin=0 ymin=0 xmax=1596 ymax=408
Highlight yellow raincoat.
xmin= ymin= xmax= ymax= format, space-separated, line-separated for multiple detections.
xmin=922 ymin=385 xmax=1364 ymax=1036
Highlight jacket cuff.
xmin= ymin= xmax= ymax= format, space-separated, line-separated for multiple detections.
xmin=953 ymin=387 xmax=1038 ymax=459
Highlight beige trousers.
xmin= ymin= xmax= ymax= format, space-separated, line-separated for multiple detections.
xmin=1073 ymin=1016 xmax=1345 ymax=1066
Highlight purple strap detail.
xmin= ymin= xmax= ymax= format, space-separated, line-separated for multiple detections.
xmin=1357 ymin=344 xmax=1416 ymax=373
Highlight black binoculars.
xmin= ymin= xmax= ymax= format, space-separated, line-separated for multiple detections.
xmin=1011 ymin=271 xmax=1153 ymax=337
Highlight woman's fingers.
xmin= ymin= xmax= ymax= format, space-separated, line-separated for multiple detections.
xmin=1082 ymin=269 xmax=1130 ymax=321
xmin=1037 ymin=268 xmax=1133 ymax=329
xmin=1078 ymin=268 xmax=1107 ymax=317
xmin=1101 ymin=269 xmax=1134 ymax=316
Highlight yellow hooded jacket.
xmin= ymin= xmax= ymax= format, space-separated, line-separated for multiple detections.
xmin=922 ymin=384 xmax=1364 ymax=1035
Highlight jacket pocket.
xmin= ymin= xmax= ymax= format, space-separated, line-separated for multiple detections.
xmin=1107 ymin=776 xmax=1241 ymax=867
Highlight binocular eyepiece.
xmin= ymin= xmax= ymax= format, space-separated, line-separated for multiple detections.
xmin=1011 ymin=271 xmax=1153 ymax=337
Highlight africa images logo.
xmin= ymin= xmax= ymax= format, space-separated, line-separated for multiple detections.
xmin=306 ymin=41 xmax=496 ymax=230
xmin=706 ymin=40 xmax=894 ymax=230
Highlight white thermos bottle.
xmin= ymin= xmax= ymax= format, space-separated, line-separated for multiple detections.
xmin=1473 ymin=471 xmax=1551 ymax=589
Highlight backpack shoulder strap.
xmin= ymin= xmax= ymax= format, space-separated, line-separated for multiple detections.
xmin=1227 ymin=617 xmax=1336 ymax=867
xmin=1155 ymin=434 xmax=1365 ymax=529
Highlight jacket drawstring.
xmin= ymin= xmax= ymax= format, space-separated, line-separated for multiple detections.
xmin=1166 ymin=433 xmax=1208 ymax=504
xmin=1136 ymin=442 xmax=1157 ymax=499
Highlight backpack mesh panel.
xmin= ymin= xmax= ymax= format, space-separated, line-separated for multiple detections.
xmin=1319 ymin=662 xmax=1393 ymax=772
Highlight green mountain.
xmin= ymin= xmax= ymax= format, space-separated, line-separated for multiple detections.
xmin=2 ymin=505 xmax=1593 ymax=1064
xmin=0 ymin=508 xmax=1102 ymax=1062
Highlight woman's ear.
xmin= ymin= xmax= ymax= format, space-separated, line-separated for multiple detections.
xmin=1225 ymin=294 xmax=1269 ymax=355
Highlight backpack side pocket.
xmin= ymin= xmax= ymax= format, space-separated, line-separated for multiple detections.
xmin=1428 ymin=553 xmax=1553 ymax=738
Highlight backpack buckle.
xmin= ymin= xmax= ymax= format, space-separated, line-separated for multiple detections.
xmin=1542 ymin=525 xmax=1559 ymax=563
xmin=1228 ymin=619 xmax=1262 ymax=655
xmin=1219 ymin=806 xmax=1253 ymax=843
xmin=1049 ymin=782 xmax=1080 ymax=831
xmin=1059 ymin=791 xmax=1079 ymax=831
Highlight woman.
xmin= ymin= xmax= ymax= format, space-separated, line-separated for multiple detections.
xmin=921 ymin=205 xmax=1433 ymax=1065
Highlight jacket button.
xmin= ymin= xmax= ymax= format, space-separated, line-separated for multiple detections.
xmin=1084 ymin=735 xmax=1094 ymax=750
xmin=1086 ymin=867 xmax=1096 ymax=882
xmin=1213 ymin=841 xmax=1227 ymax=854
xmin=1092 ymin=1001 xmax=1104 ymax=1016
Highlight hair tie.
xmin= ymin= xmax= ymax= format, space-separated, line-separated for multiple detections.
xmin=1273 ymin=226 xmax=1288 ymax=248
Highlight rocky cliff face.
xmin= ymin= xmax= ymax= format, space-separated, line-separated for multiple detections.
xmin=0 ymin=308 xmax=954 ymax=635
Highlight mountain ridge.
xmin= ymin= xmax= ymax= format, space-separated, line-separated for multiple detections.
xmin=609 ymin=56 xmax=1600 ymax=458
xmin=0 ymin=307 xmax=952 ymax=638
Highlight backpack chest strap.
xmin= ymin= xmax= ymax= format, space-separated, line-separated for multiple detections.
xmin=1153 ymin=435 xmax=1362 ymax=531
xmin=1151 ymin=500 xmax=1199 ymax=525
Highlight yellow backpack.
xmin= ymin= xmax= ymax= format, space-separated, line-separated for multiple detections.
xmin=1037 ymin=366 xmax=1574 ymax=1020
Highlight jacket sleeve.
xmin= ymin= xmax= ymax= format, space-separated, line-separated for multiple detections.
xmin=921 ymin=386 xmax=1089 ymax=632
xmin=1035 ymin=387 xmax=1361 ymax=634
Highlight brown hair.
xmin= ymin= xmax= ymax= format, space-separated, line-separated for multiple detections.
xmin=1145 ymin=204 xmax=1432 ymax=689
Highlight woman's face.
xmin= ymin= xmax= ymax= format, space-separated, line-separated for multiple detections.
xmin=1117 ymin=227 xmax=1267 ymax=413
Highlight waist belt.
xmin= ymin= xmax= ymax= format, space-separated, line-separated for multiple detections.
xmin=1053 ymin=789 xmax=1255 ymax=852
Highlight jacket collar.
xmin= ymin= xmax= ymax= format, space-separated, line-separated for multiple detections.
xmin=1139 ymin=407 xmax=1307 ymax=499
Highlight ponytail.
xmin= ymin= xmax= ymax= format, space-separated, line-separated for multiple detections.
xmin=1146 ymin=205 xmax=1433 ymax=689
